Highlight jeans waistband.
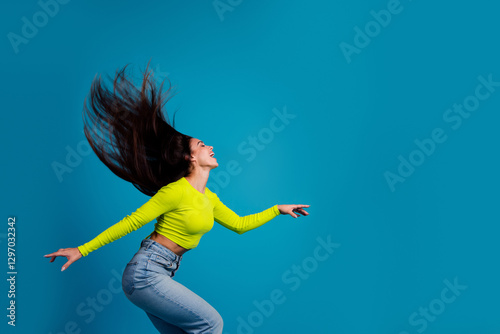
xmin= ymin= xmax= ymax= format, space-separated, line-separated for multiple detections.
xmin=140 ymin=238 xmax=183 ymax=262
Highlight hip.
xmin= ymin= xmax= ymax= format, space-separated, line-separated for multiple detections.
xmin=122 ymin=238 xmax=183 ymax=295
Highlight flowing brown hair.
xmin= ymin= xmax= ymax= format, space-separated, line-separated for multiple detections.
xmin=82 ymin=60 xmax=193 ymax=196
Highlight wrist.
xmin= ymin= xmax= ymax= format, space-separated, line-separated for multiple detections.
xmin=77 ymin=246 xmax=85 ymax=257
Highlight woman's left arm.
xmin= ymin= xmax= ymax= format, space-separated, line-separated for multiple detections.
xmin=210 ymin=191 xmax=310 ymax=234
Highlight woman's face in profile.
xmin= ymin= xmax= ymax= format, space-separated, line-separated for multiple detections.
xmin=189 ymin=138 xmax=218 ymax=169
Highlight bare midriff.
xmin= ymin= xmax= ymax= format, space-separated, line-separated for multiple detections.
xmin=149 ymin=231 xmax=190 ymax=256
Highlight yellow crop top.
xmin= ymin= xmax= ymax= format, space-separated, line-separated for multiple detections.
xmin=77 ymin=177 xmax=281 ymax=257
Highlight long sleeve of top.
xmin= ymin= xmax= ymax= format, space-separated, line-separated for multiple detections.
xmin=208 ymin=189 xmax=280 ymax=235
xmin=77 ymin=177 xmax=280 ymax=257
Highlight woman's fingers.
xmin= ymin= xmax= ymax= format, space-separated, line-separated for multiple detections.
xmin=294 ymin=207 xmax=309 ymax=215
xmin=44 ymin=249 xmax=65 ymax=256
xmin=278 ymin=204 xmax=310 ymax=218
xmin=44 ymin=253 xmax=58 ymax=261
xmin=45 ymin=248 xmax=82 ymax=271
xmin=61 ymin=261 xmax=73 ymax=272
xmin=44 ymin=249 xmax=65 ymax=259
xmin=292 ymin=205 xmax=310 ymax=217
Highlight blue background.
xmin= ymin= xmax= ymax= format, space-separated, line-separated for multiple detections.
xmin=2 ymin=0 xmax=500 ymax=333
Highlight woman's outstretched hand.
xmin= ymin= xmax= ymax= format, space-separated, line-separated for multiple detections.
xmin=277 ymin=204 xmax=310 ymax=218
xmin=44 ymin=248 xmax=83 ymax=272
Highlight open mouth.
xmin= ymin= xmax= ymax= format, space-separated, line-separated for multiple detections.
xmin=210 ymin=152 xmax=215 ymax=158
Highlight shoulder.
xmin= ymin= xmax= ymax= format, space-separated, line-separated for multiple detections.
xmin=157 ymin=178 xmax=185 ymax=196
xmin=205 ymin=187 xmax=220 ymax=201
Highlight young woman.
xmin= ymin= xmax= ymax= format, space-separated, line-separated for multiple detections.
xmin=44 ymin=62 xmax=310 ymax=334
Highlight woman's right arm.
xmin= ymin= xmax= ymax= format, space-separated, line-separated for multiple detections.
xmin=44 ymin=182 xmax=183 ymax=271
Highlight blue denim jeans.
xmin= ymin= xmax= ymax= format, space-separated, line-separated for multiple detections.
xmin=122 ymin=238 xmax=223 ymax=334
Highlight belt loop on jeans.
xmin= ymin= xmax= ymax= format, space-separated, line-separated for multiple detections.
xmin=144 ymin=238 xmax=153 ymax=251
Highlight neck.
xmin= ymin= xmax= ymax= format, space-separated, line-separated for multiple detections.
xmin=184 ymin=168 xmax=211 ymax=193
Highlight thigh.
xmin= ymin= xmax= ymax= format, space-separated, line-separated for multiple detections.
xmin=124 ymin=252 xmax=223 ymax=334
xmin=146 ymin=311 xmax=188 ymax=334
xmin=130 ymin=274 xmax=223 ymax=333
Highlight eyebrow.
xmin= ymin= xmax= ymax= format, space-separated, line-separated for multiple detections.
xmin=197 ymin=141 xmax=202 ymax=146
